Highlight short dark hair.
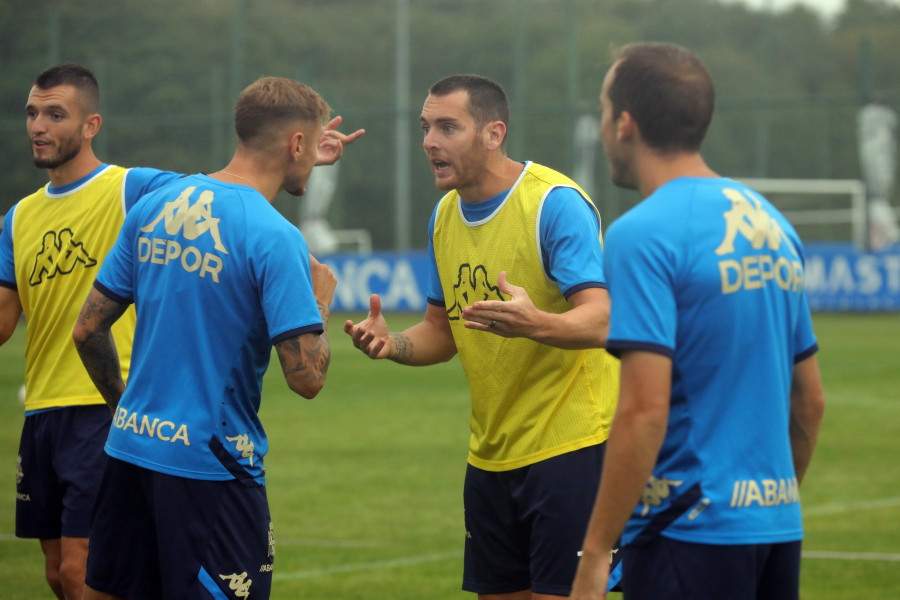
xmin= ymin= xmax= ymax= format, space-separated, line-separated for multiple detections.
xmin=429 ymin=74 xmax=510 ymax=148
xmin=33 ymin=62 xmax=100 ymax=115
xmin=608 ymin=42 xmax=714 ymax=153
xmin=234 ymin=77 xmax=330 ymax=149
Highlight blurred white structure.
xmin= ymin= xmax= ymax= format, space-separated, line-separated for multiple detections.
xmin=300 ymin=163 xmax=341 ymax=254
xmin=573 ymin=113 xmax=600 ymax=201
xmin=858 ymin=103 xmax=900 ymax=250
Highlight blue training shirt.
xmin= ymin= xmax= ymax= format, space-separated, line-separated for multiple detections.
xmin=426 ymin=175 xmax=607 ymax=305
xmin=95 ymin=174 xmax=323 ymax=484
xmin=604 ymin=177 xmax=818 ymax=547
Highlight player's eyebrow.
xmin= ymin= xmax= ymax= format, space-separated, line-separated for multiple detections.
xmin=25 ymin=103 xmax=68 ymax=114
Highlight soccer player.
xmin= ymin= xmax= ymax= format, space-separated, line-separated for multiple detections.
xmin=71 ymin=76 xmax=358 ymax=600
xmin=345 ymin=74 xmax=620 ymax=599
xmin=570 ymin=42 xmax=826 ymax=600
xmin=0 ymin=63 xmax=182 ymax=600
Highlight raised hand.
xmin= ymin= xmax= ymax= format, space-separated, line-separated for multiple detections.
xmin=315 ymin=115 xmax=366 ymax=166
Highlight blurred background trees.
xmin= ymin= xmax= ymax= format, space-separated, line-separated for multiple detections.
xmin=2 ymin=0 xmax=899 ymax=249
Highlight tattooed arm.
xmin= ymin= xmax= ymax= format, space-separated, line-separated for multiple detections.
xmin=73 ymin=287 xmax=129 ymax=411
xmin=275 ymin=305 xmax=332 ymax=399
xmin=344 ymin=296 xmax=457 ymax=366
xmin=274 ymin=256 xmax=335 ymax=399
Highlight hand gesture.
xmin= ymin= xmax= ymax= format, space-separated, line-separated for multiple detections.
xmin=315 ymin=116 xmax=366 ymax=166
xmin=309 ymin=254 xmax=337 ymax=309
xmin=344 ymin=294 xmax=392 ymax=359
xmin=461 ymin=271 xmax=538 ymax=337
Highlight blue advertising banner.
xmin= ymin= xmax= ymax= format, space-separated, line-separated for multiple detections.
xmin=320 ymin=244 xmax=900 ymax=313
xmin=320 ymin=251 xmax=431 ymax=313
xmin=804 ymin=243 xmax=900 ymax=311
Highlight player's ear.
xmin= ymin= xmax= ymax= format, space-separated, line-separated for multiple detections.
xmin=616 ymin=110 xmax=636 ymax=142
xmin=483 ymin=120 xmax=506 ymax=151
xmin=289 ymin=130 xmax=305 ymax=162
xmin=83 ymin=113 xmax=102 ymax=141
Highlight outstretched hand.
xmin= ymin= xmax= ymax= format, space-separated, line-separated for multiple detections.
xmin=316 ymin=115 xmax=366 ymax=166
xmin=344 ymin=294 xmax=392 ymax=359
xmin=461 ymin=271 xmax=539 ymax=337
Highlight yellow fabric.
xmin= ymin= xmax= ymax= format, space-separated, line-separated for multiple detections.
xmin=13 ymin=165 xmax=136 ymax=411
xmin=433 ymin=162 xmax=619 ymax=471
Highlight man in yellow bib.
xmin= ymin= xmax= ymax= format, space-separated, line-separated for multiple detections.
xmin=0 ymin=63 xmax=183 ymax=600
xmin=345 ymin=74 xmax=620 ymax=599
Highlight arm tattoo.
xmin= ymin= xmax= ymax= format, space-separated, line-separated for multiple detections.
xmin=74 ymin=292 xmax=129 ymax=411
xmin=276 ymin=330 xmax=331 ymax=390
xmin=390 ymin=333 xmax=413 ymax=364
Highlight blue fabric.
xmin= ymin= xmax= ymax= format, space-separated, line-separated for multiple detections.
xmin=96 ymin=174 xmax=323 ymax=483
xmin=604 ymin=177 xmax=818 ymax=546
xmin=0 ymin=207 xmax=15 ymax=286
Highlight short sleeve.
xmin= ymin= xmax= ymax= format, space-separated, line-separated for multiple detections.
xmin=249 ymin=225 xmax=323 ymax=344
xmin=539 ymin=186 xmax=606 ymax=298
xmin=605 ymin=212 xmax=678 ymax=359
xmin=123 ymin=168 xmax=183 ymax=212
xmin=0 ymin=206 xmax=18 ymax=288
xmin=426 ymin=205 xmax=445 ymax=305
xmin=94 ymin=206 xmax=140 ymax=304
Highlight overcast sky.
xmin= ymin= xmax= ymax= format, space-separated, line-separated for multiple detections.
xmin=717 ymin=0 xmax=900 ymax=20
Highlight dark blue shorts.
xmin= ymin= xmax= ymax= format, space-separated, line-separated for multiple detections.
xmin=16 ymin=405 xmax=111 ymax=539
xmin=621 ymin=536 xmax=802 ymax=600
xmin=462 ymin=443 xmax=609 ymax=596
xmin=85 ymin=457 xmax=274 ymax=600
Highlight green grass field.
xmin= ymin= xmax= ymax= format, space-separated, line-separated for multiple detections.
xmin=2 ymin=312 xmax=899 ymax=598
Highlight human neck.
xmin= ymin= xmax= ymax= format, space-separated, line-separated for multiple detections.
xmin=636 ymin=151 xmax=717 ymax=199
xmin=457 ymin=157 xmax=524 ymax=203
xmin=46 ymin=148 xmax=102 ymax=188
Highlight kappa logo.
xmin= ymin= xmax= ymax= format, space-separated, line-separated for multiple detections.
xmin=446 ymin=263 xmax=505 ymax=320
xmin=226 ymin=433 xmax=256 ymax=467
xmin=29 ymin=228 xmax=97 ymax=286
xmin=219 ymin=572 xmax=252 ymax=599
xmin=16 ymin=455 xmax=24 ymax=486
xmin=140 ymin=186 xmax=228 ymax=253
xmin=138 ymin=186 xmax=228 ymax=283
xmin=715 ymin=189 xmax=804 ymax=295
xmin=715 ymin=189 xmax=797 ymax=257
xmin=639 ymin=475 xmax=683 ymax=516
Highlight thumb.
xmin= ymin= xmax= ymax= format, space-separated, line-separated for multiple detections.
xmin=369 ymin=294 xmax=383 ymax=318
xmin=497 ymin=271 xmax=518 ymax=298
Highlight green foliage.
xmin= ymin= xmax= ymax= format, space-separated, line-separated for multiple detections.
xmin=2 ymin=312 xmax=900 ymax=598
xmin=1 ymin=0 xmax=900 ymax=247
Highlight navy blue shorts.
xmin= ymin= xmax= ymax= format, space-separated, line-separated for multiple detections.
xmin=621 ymin=536 xmax=802 ymax=600
xmin=462 ymin=443 xmax=608 ymax=596
xmin=85 ymin=457 xmax=274 ymax=600
xmin=16 ymin=405 xmax=111 ymax=539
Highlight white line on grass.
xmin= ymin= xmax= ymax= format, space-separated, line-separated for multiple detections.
xmin=276 ymin=538 xmax=381 ymax=548
xmin=803 ymin=550 xmax=900 ymax=562
xmin=275 ymin=552 xmax=459 ymax=581
xmin=804 ymin=496 xmax=900 ymax=516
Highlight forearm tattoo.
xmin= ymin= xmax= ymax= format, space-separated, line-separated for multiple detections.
xmin=75 ymin=293 xmax=128 ymax=411
xmin=276 ymin=331 xmax=330 ymax=388
xmin=390 ymin=333 xmax=413 ymax=364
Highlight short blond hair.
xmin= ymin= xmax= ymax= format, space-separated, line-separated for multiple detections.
xmin=234 ymin=77 xmax=330 ymax=147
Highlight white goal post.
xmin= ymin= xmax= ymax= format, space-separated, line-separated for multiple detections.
xmin=734 ymin=178 xmax=868 ymax=249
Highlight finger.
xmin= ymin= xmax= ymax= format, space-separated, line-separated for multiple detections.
xmin=323 ymin=115 xmax=343 ymax=132
xmin=339 ymin=128 xmax=366 ymax=145
xmin=369 ymin=294 xmax=382 ymax=318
